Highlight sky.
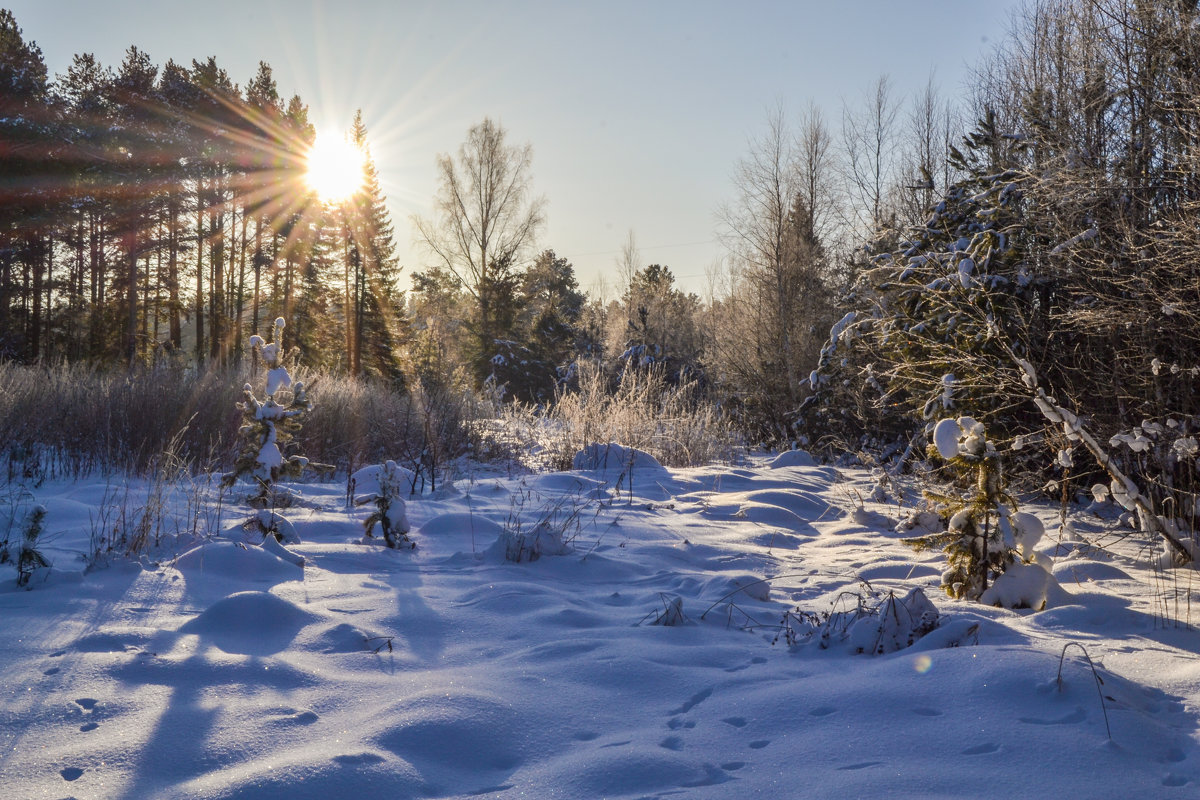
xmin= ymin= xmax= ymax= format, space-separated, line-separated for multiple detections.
xmin=7 ymin=0 xmax=1024 ymax=295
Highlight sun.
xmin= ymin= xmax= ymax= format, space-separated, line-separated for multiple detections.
xmin=305 ymin=131 xmax=366 ymax=202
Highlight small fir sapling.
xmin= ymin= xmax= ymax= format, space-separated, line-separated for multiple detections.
xmin=903 ymin=417 xmax=1020 ymax=601
xmin=354 ymin=460 xmax=415 ymax=549
xmin=16 ymin=504 xmax=49 ymax=587
xmin=222 ymin=318 xmax=319 ymax=511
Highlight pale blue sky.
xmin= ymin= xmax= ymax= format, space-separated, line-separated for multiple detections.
xmin=8 ymin=0 xmax=1023 ymax=293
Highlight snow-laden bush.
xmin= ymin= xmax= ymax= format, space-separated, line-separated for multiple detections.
xmin=776 ymin=587 xmax=941 ymax=654
xmin=490 ymin=520 xmax=573 ymax=563
xmin=488 ymin=489 xmax=583 ymax=563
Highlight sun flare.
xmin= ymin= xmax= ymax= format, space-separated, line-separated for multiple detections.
xmin=305 ymin=131 xmax=366 ymax=202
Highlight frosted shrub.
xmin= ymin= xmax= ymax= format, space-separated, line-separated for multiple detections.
xmin=775 ymin=587 xmax=941 ymax=654
xmin=499 ymin=361 xmax=741 ymax=471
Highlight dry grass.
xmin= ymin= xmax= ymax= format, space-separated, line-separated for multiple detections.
xmin=0 ymin=360 xmax=738 ymax=482
xmin=0 ymin=362 xmax=479 ymax=480
xmin=495 ymin=362 xmax=744 ymax=470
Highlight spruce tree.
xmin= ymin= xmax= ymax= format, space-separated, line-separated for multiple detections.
xmin=902 ymin=417 xmax=1017 ymax=601
xmin=222 ymin=317 xmax=315 ymax=509
xmin=345 ymin=110 xmax=408 ymax=382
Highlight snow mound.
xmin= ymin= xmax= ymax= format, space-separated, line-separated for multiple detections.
xmin=173 ymin=540 xmax=304 ymax=581
xmin=349 ymin=462 xmax=417 ymax=501
xmin=735 ymin=488 xmax=831 ymax=520
xmin=417 ymin=512 xmax=505 ymax=540
xmin=179 ymin=590 xmax=315 ymax=655
xmin=311 ymin=622 xmax=376 ymax=653
xmin=1052 ymin=559 xmax=1133 ymax=583
xmin=714 ymin=574 xmax=771 ymax=602
xmin=372 ymin=690 xmax=527 ymax=782
xmin=572 ymin=442 xmax=665 ymax=473
xmin=981 ymin=562 xmax=1071 ymax=610
xmin=486 ymin=521 xmax=574 ymax=563
xmin=768 ymin=449 xmax=817 ymax=468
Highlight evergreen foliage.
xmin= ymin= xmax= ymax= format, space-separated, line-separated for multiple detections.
xmin=222 ymin=317 xmax=319 ymax=508
xmin=902 ymin=417 xmax=1017 ymax=601
xmin=16 ymin=504 xmax=49 ymax=587
xmin=808 ymin=110 xmax=1035 ymax=451
xmin=354 ymin=460 xmax=415 ymax=550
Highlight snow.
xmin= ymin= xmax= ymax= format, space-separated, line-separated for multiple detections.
xmin=933 ymin=417 xmax=962 ymax=459
xmin=767 ymin=449 xmax=816 ymax=468
xmin=2 ymin=452 xmax=1200 ymax=798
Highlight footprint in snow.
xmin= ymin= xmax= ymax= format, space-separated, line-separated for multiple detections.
xmin=722 ymin=716 xmax=748 ymax=728
xmin=669 ymin=687 xmax=713 ymax=715
xmin=75 ymin=698 xmax=99 ymax=711
xmin=1163 ymin=773 xmax=1190 ymax=787
xmin=838 ymin=761 xmax=883 ymax=771
xmin=809 ymin=706 xmax=837 ymax=717
xmin=724 ymin=656 xmax=768 ymax=673
xmin=269 ymin=708 xmax=319 ymax=725
xmin=1160 ymin=747 xmax=1186 ymax=764
xmin=961 ymin=743 xmax=1001 ymax=755
xmin=43 ymin=667 xmax=60 ymax=676
xmin=911 ymin=707 xmax=942 ymax=717
xmin=667 ymin=717 xmax=695 ymax=730
xmin=748 ymin=740 xmax=770 ymax=749
xmin=61 ymin=766 xmax=84 ymax=781
xmin=660 ymin=735 xmax=684 ymax=751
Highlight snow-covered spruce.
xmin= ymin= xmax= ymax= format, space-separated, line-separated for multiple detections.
xmin=905 ymin=417 xmax=1064 ymax=607
xmin=221 ymin=317 xmax=326 ymax=565
xmin=222 ymin=317 xmax=321 ymax=509
xmin=351 ymin=461 xmax=415 ymax=549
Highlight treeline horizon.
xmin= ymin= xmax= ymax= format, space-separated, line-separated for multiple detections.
xmin=6 ymin=0 xmax=1200 ymax=498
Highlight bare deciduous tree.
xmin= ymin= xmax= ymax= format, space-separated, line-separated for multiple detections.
xmin=414 ymin=118 xmax=545 ymax=368
xmin=715 ymin=106 xmax=836 ymax=439
xmin=841 ymin=74 xmax=901 ymax=236
xmin=894 ymin=74 xmax=960 ymax=228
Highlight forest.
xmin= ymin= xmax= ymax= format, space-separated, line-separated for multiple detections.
xmin=3 ymin=0 xmax=1200 ymax=541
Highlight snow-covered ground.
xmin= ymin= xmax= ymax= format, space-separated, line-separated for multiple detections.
xmin=2 ymin=447 xmax=1198 ymax=799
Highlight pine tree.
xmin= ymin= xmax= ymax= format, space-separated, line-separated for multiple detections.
xmin=0 ymin=10 xmax=53 ymax=360
xmin=353 ymin=460 xmax=414 ymax=549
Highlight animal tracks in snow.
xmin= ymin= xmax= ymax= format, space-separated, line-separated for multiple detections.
xmin=74 ymin=697 xmax=101 ymax=732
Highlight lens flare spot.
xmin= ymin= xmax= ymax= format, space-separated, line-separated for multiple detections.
xmin=913 ymin=654 xmax=933 ymax=674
